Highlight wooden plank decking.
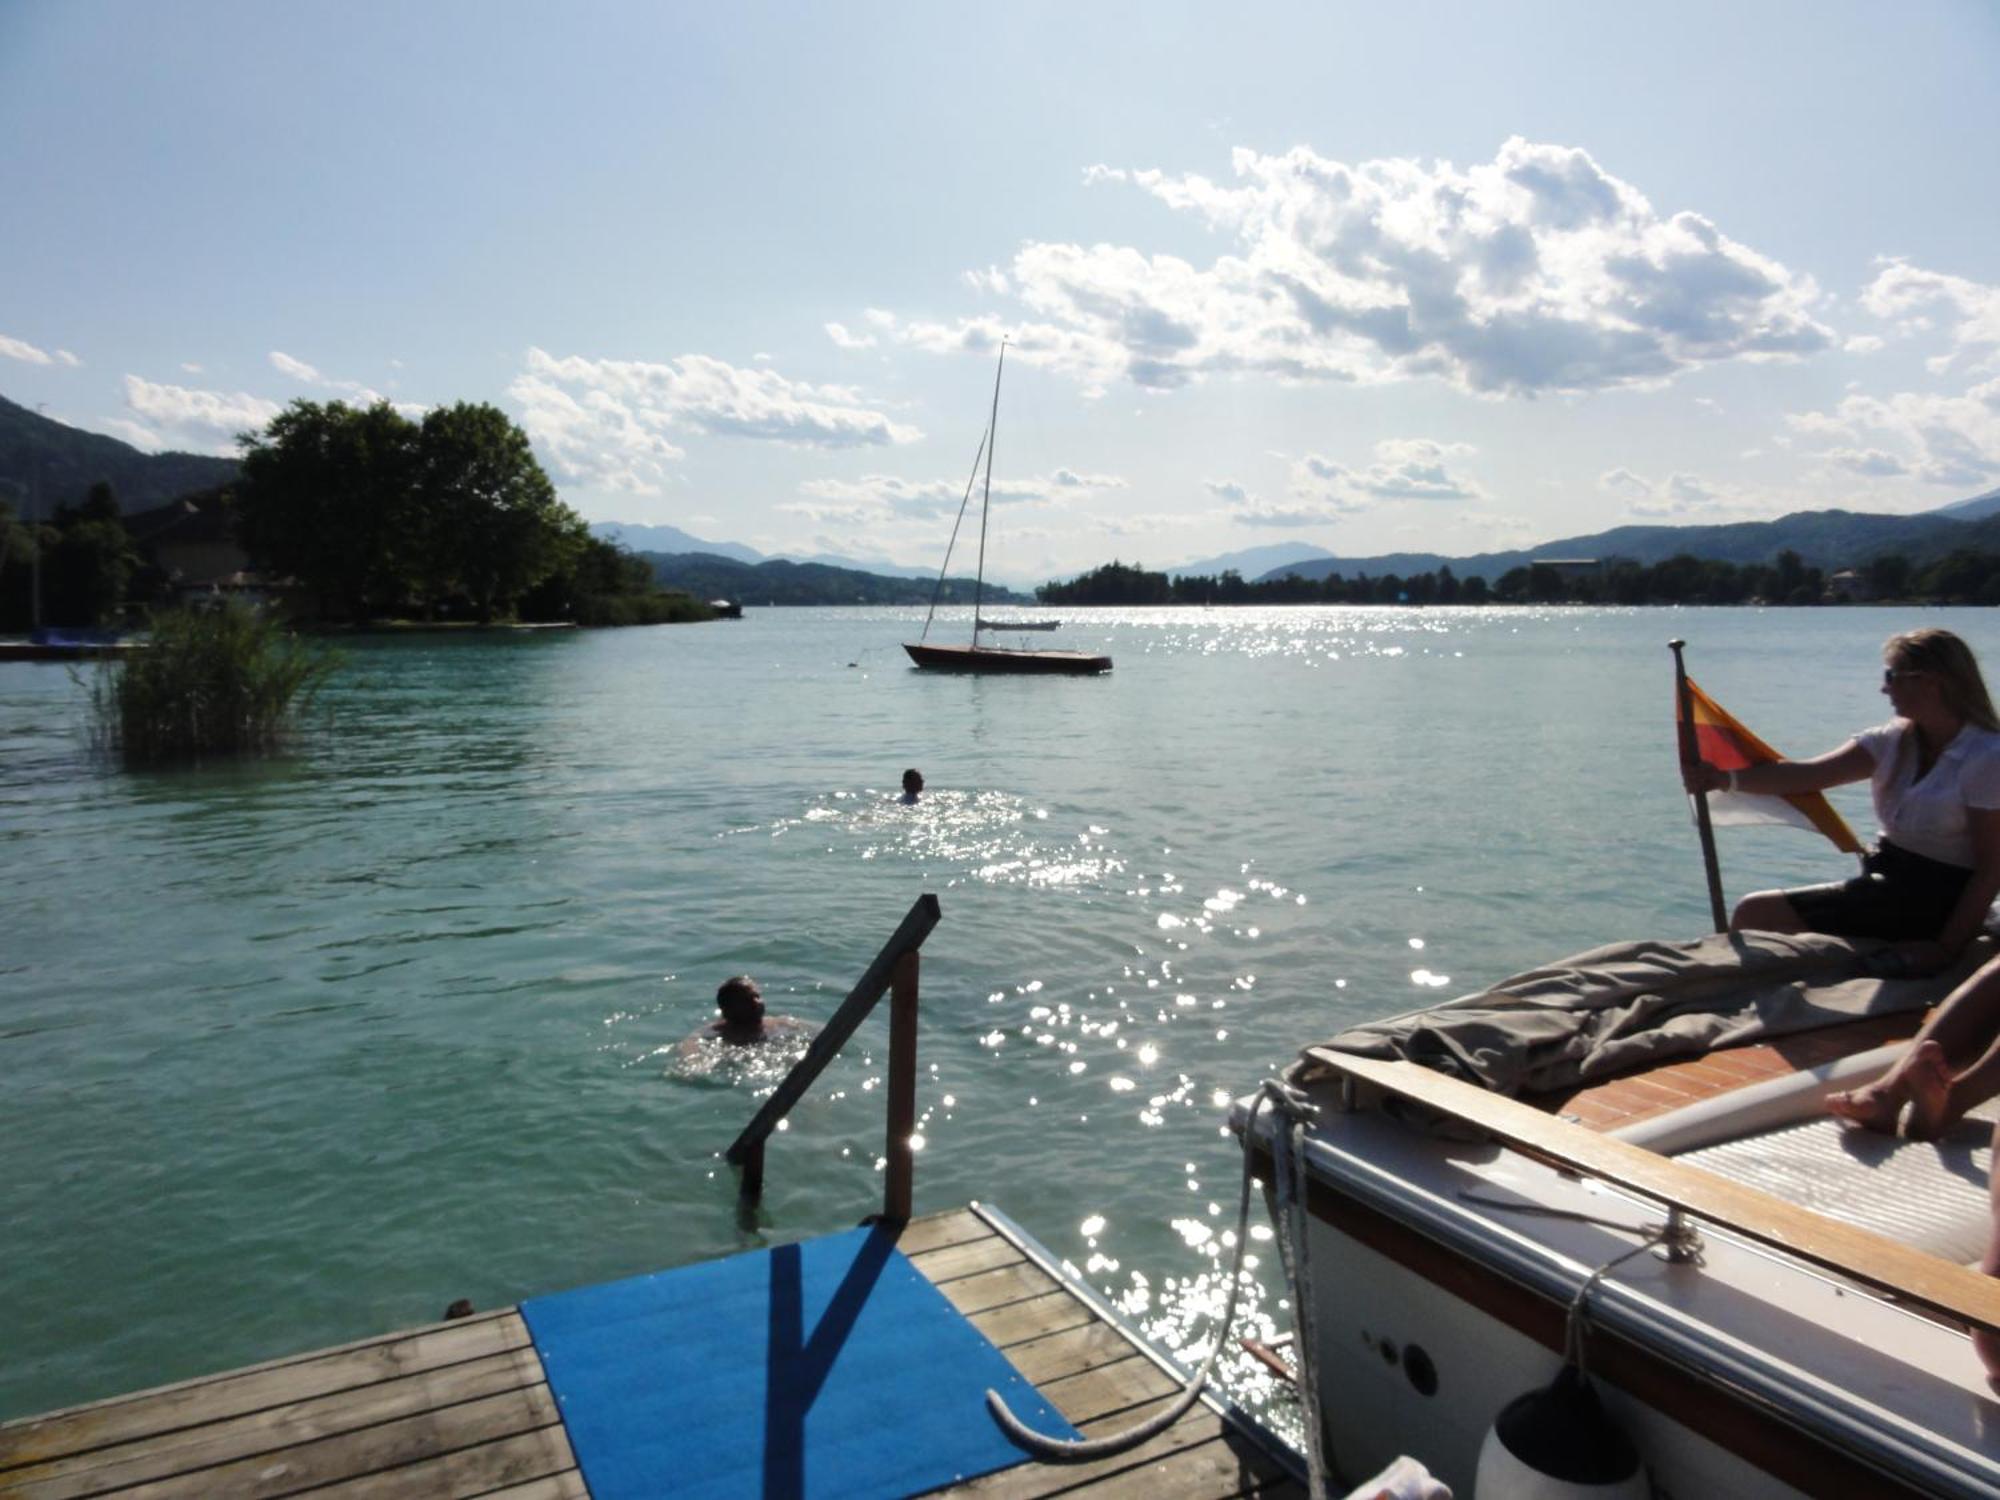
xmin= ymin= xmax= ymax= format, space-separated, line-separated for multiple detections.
xmin=0 ymin=1206 xmax=1298 ymax=1500
xmin=1534 ymin=1011 xmax=1922 ymax=1131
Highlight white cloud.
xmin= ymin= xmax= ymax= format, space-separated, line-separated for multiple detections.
xmin=825 ymin=322 xmax=877 ymax=351
xmin=790 ymin=466 xmax=1125 ymax=523
xmin=1 ymin=333 xmax=57 ymax=365
xmin=266 ymin=348 xmax=408 ymax=410
xmin=1599 ymin=467 xmax=1652 ymax=499
xmin=1229 ymin=498 xmax=1366 ymax=528
xmin=1218 ymin=440 xmax=1488 ymax=529
xmin=1844 ymin=335 xmax=1885 ymax=355
xmin=1826 ymin=447 xmax=1910 ymax=478
xmin=1787 ymin=375 xmax=2000 ymax=489
xmin=1860 ymin=260 xmax=2000 ymax=370
xmin=507 ymin=372 xmax=687 ymax=496
xmin=1344 ymin=438 xmax=1487 ymax=500
xmin=121 ymin=375 xmax=282 ymax=454
xmin=101 ymin=417 xmax=163 ymax=450
xmin=510 ymin=348 xmax=921 ymax=494
xmin=270 ymin=350 xmax=323 ymax=383
xmin=1089 ymin=509 xmax=1205 ymax=539
xmin=180 ymin=362 xmax=204 ymax=374
xmin=883 ymin=137 xmax=1831 ymax=398
xmin=1602 ymin=465 xmax=1747 ymax=519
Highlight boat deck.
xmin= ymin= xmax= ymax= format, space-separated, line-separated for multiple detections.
xmin=1533 ymin=1011 xmax=1923 ymax=1131
xmin=0 ymin=1206 xmax=1297 ymax=1500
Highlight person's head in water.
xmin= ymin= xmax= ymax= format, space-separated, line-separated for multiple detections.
xmin=715 ymin=975 xmax=765 ymax=1036
xmin=901 ymin=768 xmax=924 ymax=803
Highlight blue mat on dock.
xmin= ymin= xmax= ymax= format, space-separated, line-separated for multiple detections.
xmin=521 ymin=1223 xmax=1079 ymax=1499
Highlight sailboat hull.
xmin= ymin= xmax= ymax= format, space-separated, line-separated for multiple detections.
xmin=903 ymin=642 xmax=1111 ymax=675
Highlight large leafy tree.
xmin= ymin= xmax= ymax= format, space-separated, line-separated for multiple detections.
xmin=416 ymin=404 xmax=581 ymax=621
xmin=235 ymin=399 xmax=583 ymax=622
xmin=236 ymin=400 xmax=422 ymax=620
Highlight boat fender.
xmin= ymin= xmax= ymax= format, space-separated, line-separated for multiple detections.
xmin=1474 ymin=1364 xmax=1646 ymax=1499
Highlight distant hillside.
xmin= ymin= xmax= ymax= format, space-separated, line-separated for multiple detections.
xmin=593 ymin=520 xmax=976 ymax=583
xmin=1168 ymin=541 xmax=1333 ymax=579
xmin=643 ymin=551 xmax=1026 ymax=606
xmin=1930 ymin=485 xmax=2000 ymax=523
xmin=0 ymin=394 xmax=238 ymax=514
xmin=1257 ymin=507 xmax=2000 ymax=585
xmin=592 ymin=520 xmax=762 ymax=564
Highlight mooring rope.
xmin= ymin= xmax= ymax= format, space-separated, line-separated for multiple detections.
xmin=986 ymin=1079 xmax=1332 ymax=1499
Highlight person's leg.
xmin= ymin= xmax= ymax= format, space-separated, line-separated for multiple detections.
xmin=1909 ymin=1031 xmax=2000 ymax=1139
xmin=1832 ymin=955 xmax=2000 ymax=1134
xmin=1730 ymin=889 xmax=1805 ymax=933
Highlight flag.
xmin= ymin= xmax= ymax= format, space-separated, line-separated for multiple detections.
xmin=1679 ymin=677 xmax=1864 ymax=854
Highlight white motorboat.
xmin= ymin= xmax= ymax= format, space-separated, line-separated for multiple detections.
xmin=1233 ymin=931 xmax=2000 ymax=1498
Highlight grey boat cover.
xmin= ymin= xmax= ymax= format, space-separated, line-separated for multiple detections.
xmin=1292 ymin=930 xmax=1992 ymax=1099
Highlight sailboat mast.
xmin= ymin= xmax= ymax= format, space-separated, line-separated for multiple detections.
xmin=971 ymin=341 xmax=1006 ymax=645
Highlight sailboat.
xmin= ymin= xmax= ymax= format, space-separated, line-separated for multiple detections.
xmin=904 ymin=344 xmax=1111 ymax=675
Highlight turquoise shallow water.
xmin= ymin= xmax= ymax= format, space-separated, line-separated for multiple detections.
xmin=2 ymin=604 xmax=1990 ymax=1419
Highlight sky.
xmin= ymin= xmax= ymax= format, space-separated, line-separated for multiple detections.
xmin=4 ymin=1 xmax=1999 ymax=583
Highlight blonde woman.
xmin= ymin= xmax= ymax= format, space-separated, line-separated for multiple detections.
xmin=1685 ymin=628 xmax=2000 ymax=970
xmin=1687 ymin=629 xmax=2000 ymax=1135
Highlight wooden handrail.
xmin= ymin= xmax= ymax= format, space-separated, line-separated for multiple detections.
xmin=725 ymin=893 xmax=941 ymax=1217
xmin=1302 ymin=1048 xmax=2000 ymax=1335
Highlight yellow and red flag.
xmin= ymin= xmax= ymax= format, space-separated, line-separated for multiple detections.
xmin=1679 ymin=677 xmax=1864 ymax=854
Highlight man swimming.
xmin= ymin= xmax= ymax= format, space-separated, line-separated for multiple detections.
xmin=681 ymin=975 xmax=814 ymax=1053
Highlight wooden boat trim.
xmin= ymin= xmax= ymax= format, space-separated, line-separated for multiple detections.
xmin=1301 ymin=1048 xmax=2000 ymax=1333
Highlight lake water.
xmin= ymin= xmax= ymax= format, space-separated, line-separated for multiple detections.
xmin=2 ymin=604 xmax=1988 ymax=1422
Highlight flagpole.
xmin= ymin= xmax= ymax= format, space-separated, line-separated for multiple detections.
xmin=1670 ymin=638 xmax=1729 ymax=932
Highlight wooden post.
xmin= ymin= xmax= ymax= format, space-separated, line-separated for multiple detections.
xmin=882 ymin=950 xmax=920 ymax=1223
xmin=1670 ymin=638 xmax=1729 ymax=932
xmin=726 ymin=893 xmax=940 ymax=1170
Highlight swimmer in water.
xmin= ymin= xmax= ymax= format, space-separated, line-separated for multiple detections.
xmin=901 ymin=768 xmax=924 ymax=804
xmin=680 ymin=975 xmax=814 ymax=1056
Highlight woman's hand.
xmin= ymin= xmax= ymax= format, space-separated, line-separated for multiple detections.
xmin=1682 ymin=760 xmax=1730 ymax=794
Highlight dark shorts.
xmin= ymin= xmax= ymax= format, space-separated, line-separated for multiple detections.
xmin=1783 ymin=840 xmax=1973 ymax=942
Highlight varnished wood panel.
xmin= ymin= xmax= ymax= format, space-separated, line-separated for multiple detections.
xmin=1536 ymin=1013 xmax=1922 ymax=1131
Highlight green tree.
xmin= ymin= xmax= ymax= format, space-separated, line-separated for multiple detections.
xmin=1864 ymin=552 xmax=1912 ymax=599
xmin=46 ymin=482 xmax=140 ymax=625
xmin=235 ymin=400 xmax=421 ymax=620
xmin=416 ymin=404 xmax=580 ymax=621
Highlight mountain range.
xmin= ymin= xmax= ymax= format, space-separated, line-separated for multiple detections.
xmin=0 ymin=394 xmax=237 ymax=514
xmin=1247 ymin=493 xmax=2000 ymax=584
xmin=639 ymin=550 xmax=1025 ymax=606
xmin=592 ymin=521 xmax=956 ymax=581
xmin=7 ymin=392 xmax=2000 ymax=591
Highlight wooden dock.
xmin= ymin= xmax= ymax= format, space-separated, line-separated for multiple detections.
xmin=0 ymin=1205 xmax=1300 ymax=1499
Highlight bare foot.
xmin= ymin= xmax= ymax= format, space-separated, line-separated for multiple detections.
xmin=1905 ymin=1040 xmax=1963 ymax=1140
xmin=1826 ymin=1081 xmax=1902 ymax=1133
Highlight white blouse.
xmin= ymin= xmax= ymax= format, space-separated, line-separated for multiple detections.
xmin=1854 ymin=719 xmax=2000 ymax=868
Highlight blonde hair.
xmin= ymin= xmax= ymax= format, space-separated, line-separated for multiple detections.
xmin=1886 ymin=629 xmax=2000 ymax=732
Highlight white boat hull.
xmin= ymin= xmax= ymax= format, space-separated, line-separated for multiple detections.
xmin=1239 ymin=1077 xmax=2000 ymax=1499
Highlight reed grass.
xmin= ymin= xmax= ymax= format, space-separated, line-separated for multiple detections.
xmin=92 ymin=604 xmax=339 ymax=763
